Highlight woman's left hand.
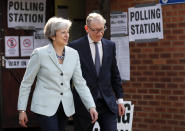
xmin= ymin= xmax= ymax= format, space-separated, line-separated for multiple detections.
xmin=19 ymin=111 xmax=28 ymax=127
xmin=89 ymin=107 xmax=98 ymax=123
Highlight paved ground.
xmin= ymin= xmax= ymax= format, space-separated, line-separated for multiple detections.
xmin=1 ymin=125 xmax=74 ymax=131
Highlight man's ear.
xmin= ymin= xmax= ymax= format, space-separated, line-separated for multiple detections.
xmin=84 ymin=25 xmax=88 ymax=32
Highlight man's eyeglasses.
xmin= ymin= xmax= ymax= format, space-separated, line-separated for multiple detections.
xmin=88 ymin=26 xmax=107 ymax=34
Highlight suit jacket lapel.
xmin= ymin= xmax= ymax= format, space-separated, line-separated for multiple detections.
xmin=47 ymin=44 xmax=63 ymax=72
xmin=82 ymin=36 xmax=97 ymax=77
xmin=99 ymin=38 xmax=108 ymax=77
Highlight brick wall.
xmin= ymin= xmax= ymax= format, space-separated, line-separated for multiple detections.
xmin=86 ymin=0 xmax=185 ymax=131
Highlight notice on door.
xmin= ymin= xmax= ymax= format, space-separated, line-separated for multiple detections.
xmin=20 ymin=36 xmax=34 ymax=56
xmin=5 ymin=36 xmax=19 ymax=57
xmin=5 ymin=59 xmax=29 ymax=68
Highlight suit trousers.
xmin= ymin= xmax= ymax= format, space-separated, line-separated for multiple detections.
xmin=74 ymin=99 xmax=117 ymax=131
xmin=37 ymin=103 xmax=68 ymax=131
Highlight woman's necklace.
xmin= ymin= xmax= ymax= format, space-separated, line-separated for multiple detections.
xmin=56 ymin=48 xmax=65 ymax=61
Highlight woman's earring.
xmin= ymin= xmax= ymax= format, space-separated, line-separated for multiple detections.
xmin=53 ymin=38 xmax=55 ymax=41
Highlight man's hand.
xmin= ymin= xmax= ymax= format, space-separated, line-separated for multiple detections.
xmin=19 ymin=111 xmax=28 ymax=127
xmin=89 ymin=107 xmax=98 ymax=123
xmin=118 ymin=103 xmax=125 ymax=116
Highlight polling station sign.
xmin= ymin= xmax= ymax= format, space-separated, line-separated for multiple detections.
xmin=93 ymin=101 xmax=134 ymax=131
xmin=128 ymin=4 xmax=163 ymax=42
xmin=8 ymin=0 xmax=46 ymax=29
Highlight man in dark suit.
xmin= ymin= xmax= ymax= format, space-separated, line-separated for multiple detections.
xmin=69 ymin=12 xmax=125 ymax=131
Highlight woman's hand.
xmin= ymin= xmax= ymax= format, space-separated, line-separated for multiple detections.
xmin=19 ymin=111 xmax=28 ymax=127
xmin=89 ymin=107 xmax=98 ymax=123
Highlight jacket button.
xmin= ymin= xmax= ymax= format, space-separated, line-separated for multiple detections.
xmin=60 ymin=72 xmax=63 ymax=76
xmin=60 ymin=92 xmax=63 ymax=95
xmin=61 ymin=83 xmax=63 ymax=85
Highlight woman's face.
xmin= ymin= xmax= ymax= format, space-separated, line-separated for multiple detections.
xmin=53 ymin=28 xmax=69 ymax=46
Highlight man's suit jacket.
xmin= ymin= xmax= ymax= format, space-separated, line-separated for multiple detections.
xmin=69 ymin=35 xmax=123 ymax=115
xmin=17 ymin=43 xmax=95 ymax=117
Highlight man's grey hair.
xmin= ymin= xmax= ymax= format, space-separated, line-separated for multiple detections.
xmin=86 ymin=13 xmax=106 ymax=27
xmin=44 ymin=17 xmax=72 ymax=41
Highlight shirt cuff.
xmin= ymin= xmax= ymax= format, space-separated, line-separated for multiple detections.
xmin=117 ymin=98 xmax=124 ymax=104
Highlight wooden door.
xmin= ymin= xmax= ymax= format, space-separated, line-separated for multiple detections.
xmin=0 ymin=0 xmax=54 ymax=128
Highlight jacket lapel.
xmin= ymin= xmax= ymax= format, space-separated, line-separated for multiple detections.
xmin=99 ymin=38 xmax=108 ymax=77
xmin=82 ymin=36 xmax=97 ymax=77
xmin=47 ymin=44 xmax=63 ymax=72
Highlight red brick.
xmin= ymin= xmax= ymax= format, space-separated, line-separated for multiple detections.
xmin=155 ymin=95 xmax=166 ymax=100
xmin=160 ymin=77 xmax=171 ymax=82
xmin=173 ymin=41 xmax=185 ymax=46
xmin=155 ymin=107 xmax=166 ymax=112
xmin=166 ymin=60 xmax=178 ymax=64
xmin=173 ymin=90 xmax=184 ymax=95
xmin=168 ymin=96 xmax=179 ymax=101
xmin=179 ymin=59 xmax=185 ymax=64
xmin=143 ymin=83 xmax=153 ymax=88
xmin=167 ymin=120 xmax=178 ymax=125
xmin=137 ymin=66 xmax=148 ymax=70
xmin=155 ymin=83 xmax=166 ymax=88
xmin=149 ymin=54 xmax=159 ymax=58
xmin=137 ymin=112 xmax=148 ymax=117
xmin=178 ymin=22 xmax=185 ymax=28
xmin=143 ymin=95 xmax=154 ymax=100
xmin=138 ymin=101 xmax=148 ymax=105
xmin=149 ymin=101 xmax=160 ymax=106
xmin=167 ymin=108 xmax=178 ymax=113
xmin=173 ymin=102 xmax=184 ymax=107
xmin=142 ymin=60 xmax=153 ymax=64
xmin=138 ymin=89 xmax=148 ymax=94
xmin=155 ymin=71 xmax=165 ymax=76
xmin=174 ymin=127 xmax=185 ymax=131
xmin=161 ymin=89 xmax=172 ymax=95
xmin=174 ymin=114 xmax=184 ymax=120
xmin=166 ymin=23 xmax=177 ymax=28
xmin=173 ymin=53 xmax=184 ymax=58
xmin=131 ymin=60 xmax=141 ymax=64
xmin=172 ymin=77 xmax=184 ymax=82
xmin=172 ymin=29 xmax=184 ymax=34
xmin=143 ymin=107 xmax=154 ymax=112
xmin=132 ymin=95 xmax=142 ymax=100
xmin=167 ymin=83 xmax=178 ymax=89
xmin=161 ymin=113 xmax=172 ymax=119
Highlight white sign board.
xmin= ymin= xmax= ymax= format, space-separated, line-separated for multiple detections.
xmin=93 ymin=101 xmax=134 ymax=131
xmin=5 ymin=36 xmax=19 ymax=57
xmin=8 ymin=0 xmax=46 ymax=29
xmin=5 ymin=59 xmax=29 ymax=68
xmin=20 ymin=36 xmax=34 ymax=56
xmin=111 ymin=36 xmax=130 ymax=80
xmin=128 ymin=4 xmax=163 ymax=42
xmin=34 ymin=29 xmax=50 ymax=49
xmin=110 ymin=12 xmax=128 ymax=35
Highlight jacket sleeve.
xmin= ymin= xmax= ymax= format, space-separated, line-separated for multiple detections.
xmin=17 ymin=49 xmax=41 ymax=111
xmin=72 ymin=51 xmax=96 ymax=110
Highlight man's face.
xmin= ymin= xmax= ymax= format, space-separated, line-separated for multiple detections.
xmin=86 ymin=20 xmax=106 ymax=42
